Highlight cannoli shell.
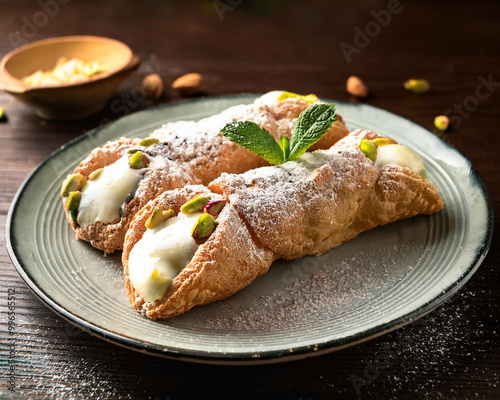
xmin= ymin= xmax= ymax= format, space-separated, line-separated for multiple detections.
xmin=65 ymin=98 xmax=349 ymax=253
xmin=209 ymin=130 xmax=444 ymax=259
xmin=123 ymin=185 xmax=274 ymax=319
xmin=124 ymin=130 xmax=443 ymax=319
xmin=65 ymin=138 xmax=198 ymax=253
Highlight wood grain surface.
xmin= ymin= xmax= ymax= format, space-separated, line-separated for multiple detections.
xmin=1 ymin=1 xmax=499 ymax=399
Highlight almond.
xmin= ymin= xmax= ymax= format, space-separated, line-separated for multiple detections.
xmin=172 ymin=73 xmax=203 ymax=95
xmin=142 ymin=74 xmax=164 ymax=99
xmin=346 ymin=75 xmax=369 ymax=98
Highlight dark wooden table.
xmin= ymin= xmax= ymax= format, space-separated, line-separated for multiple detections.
xmin=1 ymin=1 xmax=499 ymax=399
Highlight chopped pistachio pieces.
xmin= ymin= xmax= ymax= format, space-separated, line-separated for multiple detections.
xmin=140 ymin=138 xmax=160 ymax=147
xmin=277 ymin=91 xmax=319 ymax=104
xmin=66 ymin=191 xmax=81 ymax=221
xmin=128 ymin=151 xmax=147 ymax=169
xmin=373 ymin=137 xmax=397 ymax=147
xmin=61 ymin=173 xmax=84 ymax=197
xmin=191 ymin=213 xmax=215 ymax=239
xmin=66 ymin=191 xmax=81 ymax=211
xmin=180 ymin=196 xmax=211 ymax=214
xmin=203 ymin=200 xmax=225 ymax=216
xmin=404 ymin=79 xmax=430 ymax=94
xmin=163 ymin=209 xmax=175 ymax=219
xmin=88 ymin=168 xmax=104 ymax=181
xmin=145 ymin=206 xmax=162 ymax=229
xmin=359 ymin=139 xmax=377 ymax=162
xmin=145 ymin=205 xmax=175 ymax=229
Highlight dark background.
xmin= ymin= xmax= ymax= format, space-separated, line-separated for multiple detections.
xmin=0 ymin=0 xmax=499 ymax=399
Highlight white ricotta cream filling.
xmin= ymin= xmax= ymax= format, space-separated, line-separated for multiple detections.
xmin=128 ymin=212 xmax=200 ymax=303
xmin=255 ymin=90 xmax=286 ymax=106
xmin=375 ymin=144 xmax=428 ymax=180
xmin=77 ymin=155 xmax=143 ymax=226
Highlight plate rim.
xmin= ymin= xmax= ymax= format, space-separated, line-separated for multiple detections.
xmin=5 ymin=94 xmax=495 ymax=365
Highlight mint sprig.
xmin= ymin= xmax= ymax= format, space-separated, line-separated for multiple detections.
xmin=220 ymin=121 xmax=286 ymax=165
xmin=288 ymin=103 xmax=337 ymax=161
xmin=221 ymin=103 xmax=337 ymax=165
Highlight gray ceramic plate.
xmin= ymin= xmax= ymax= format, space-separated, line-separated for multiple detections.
xmin=6 ymin=95 xmax=493 ymax=364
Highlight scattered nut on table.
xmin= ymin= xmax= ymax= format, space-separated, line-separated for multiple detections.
xmin=346 ymin=75 xmax=369 ymax=98
xmin=434 ymin=115 xmax=449 ymax=131
xmin=142 ymin=73 xmax=164 ymax=99
xmin=172 ymin=73 xmax=204 ymax=96
xmin=404 ymin=79 xmax=430 ymax=94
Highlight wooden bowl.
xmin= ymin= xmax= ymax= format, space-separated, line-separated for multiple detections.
xmin=0 ymin=36 xmax=140 ymax=120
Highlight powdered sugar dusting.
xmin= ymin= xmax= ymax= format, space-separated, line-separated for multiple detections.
xmin=177 ymin=217 xmax=430 ymax=332
xmin=149 ymin=103 xmax=278 ymax=163
xmin=210 ymin=131 xmax=379 ymax=258
xmin=71 ymin=98 xmax=307 ymax=252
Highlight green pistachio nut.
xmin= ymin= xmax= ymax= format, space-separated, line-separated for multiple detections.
xmin=373 ymin=137 xmax=397 ymax=147
xmin=434 ymin=115 xmax=449 ymax=131
xmin=162 ymin=209 xmax=175 ymax=220
xmin=180 ymin=196 xmax=211 ymax=214
xmin=404 ymin=79 xmax=430 ymax=94
xmin=145 ymin=205 xmax=163 ymax=229
xmin=66 ymin=191 xmax=81 ymax=221
xmin=61 ymin=173 xmax=84 ymax=197
xmin=0 ymin=107 xmax=6 ymax=121
xmin=140 ymin=138 xmax=160 ymax=147
xmin=88 ymin=168 xmax=104 ymax=181
xmin=191 ymin=213 xmax=215 ymax=239
xmin=203 ymin=200 xmax=225 ymax=216
xmin=68 ymin=210 xmax=78 ymax=222
xmin=277 ymin=91 xmax=319 ymax=104
xmin=359 ymin=139 xmax=377 ymax=162
xmin=145 ymin=205 xmax=175 ymax=229
xmin=128 ymin=151 xmax=148 ymax=169
xmin=299 ymin=94 xmax=319 ymax=104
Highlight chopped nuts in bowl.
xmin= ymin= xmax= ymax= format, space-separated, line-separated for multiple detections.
xmin=0 ymin=36 xmax=140 ymax=120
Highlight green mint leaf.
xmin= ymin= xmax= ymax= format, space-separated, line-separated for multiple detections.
xmin=221 ymin=103 xmax=337 ymax=166
xmin=279 ymin=135 xmax=290 ymax=161
xmin=221 ymin=121 xmax=285 ymax=165
xmin=288 ymin=103 xmax=337 ymax=161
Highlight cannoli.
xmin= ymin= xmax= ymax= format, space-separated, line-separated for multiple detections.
xmin=122 ymin=130 xmax=444 ymax=319
xmin=61 ymin=91 xmax=349 ymax=253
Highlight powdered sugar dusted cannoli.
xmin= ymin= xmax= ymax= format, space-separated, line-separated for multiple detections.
xmin=209 ymin=130 xmax=443 ymax=259
xmin=61 ymin=92 xmax=350 ymax=253
xmin=123 ymin=130 xmax=443 ymax=319
xmin=123 ymin=186 xmax=274 ymax=319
